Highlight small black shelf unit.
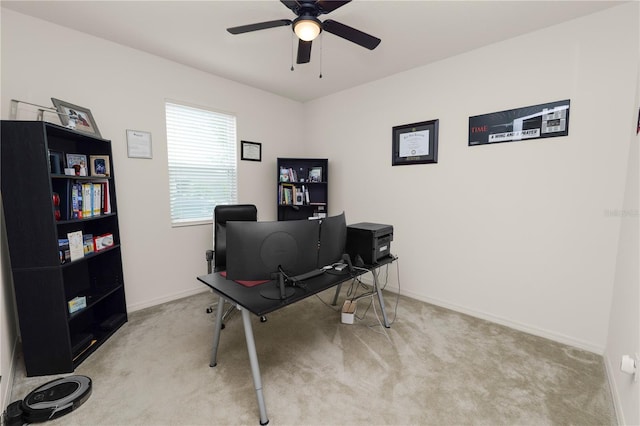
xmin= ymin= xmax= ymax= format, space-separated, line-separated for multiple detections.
xmin=1 ymin=120 xmax=128 ymax=376
xmin=277 ymin=157 xmax=328 ymax=221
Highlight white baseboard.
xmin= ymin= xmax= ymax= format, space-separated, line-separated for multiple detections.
xmin=126 ymin=287 xmax=209 ymax=313
xmin=2 ymin=335 xmax=19 ymax=411
xmin=132 ymin=275 xmax=603 ymax=353
xmin=364 ymin=277 xmax=604 ymax=354
xmin=604 ymin=353 xmax=624 ymax=425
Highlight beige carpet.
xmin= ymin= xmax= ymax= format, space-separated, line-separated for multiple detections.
xmin=10 ymin=286 xmax=616 ymax=425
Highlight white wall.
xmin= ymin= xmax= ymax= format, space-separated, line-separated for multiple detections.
xmin=305 ymin=3 xmax=638 ymax=355
xmin=604 ymin=62 xmax=640 ymax=425
xmin=1 ymin=3 xmax=638 ymax=422
xmin=0 ymin=8 xmax=305 ymax=406
xmin=1 ymin=9 xmax=306 ymax=314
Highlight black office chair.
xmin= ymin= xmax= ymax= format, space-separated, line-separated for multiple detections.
xmin=205 ymin=204 xmax=266 ymax=326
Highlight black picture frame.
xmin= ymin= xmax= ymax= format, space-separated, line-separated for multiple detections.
xmin=241 ymin=140 xmax=262 ymax=162
xmin=392 ymin=119 xmax=439 ymax=166
xmin=468 ymin=99 xmax=570 ymax=146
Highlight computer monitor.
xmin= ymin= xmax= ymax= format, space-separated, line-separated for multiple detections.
xmin=317 ymin=212 xmax=346 ymax=268
xmin=226 ymin=219 xmax=320 ymax=299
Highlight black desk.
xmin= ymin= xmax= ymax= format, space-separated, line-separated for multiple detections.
xmin=197 ymin=255 xmax=395 ymax=425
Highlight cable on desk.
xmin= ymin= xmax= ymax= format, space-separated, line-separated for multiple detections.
xmin=373 ymin=256 xmax=400 ymax=327
xmin=278 ymin=269 xmax=310 ymax=292
xmin=313 ymin=293 xmax=341 ymax=313
xmin=313 ymin=275 xmax=359 ymax=313
xmin=312 ymin=255 xmax=402 ymax=328
xmin=378 ymin=257 xmax=400 ymax=321
xmin=355 ymin=256 xmax=401 ymax=329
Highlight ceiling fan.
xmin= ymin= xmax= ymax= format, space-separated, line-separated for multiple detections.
xmin=227 ymin=0 xmax=381 ymax=64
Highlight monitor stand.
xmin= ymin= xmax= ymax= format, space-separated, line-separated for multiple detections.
xmin=260 ymin=272 xmax=295 ymax=300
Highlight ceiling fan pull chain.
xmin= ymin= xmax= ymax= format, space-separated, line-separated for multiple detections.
xmin=290 ymin=30 xmax=295 ymax=71
xmin=319 ymin=32 xmax=323 ymax=79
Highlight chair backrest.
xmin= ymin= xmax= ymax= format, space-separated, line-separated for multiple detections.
xmin=213 ymin=204 xmax=258 ymax=271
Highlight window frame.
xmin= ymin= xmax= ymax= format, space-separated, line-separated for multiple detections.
xmin=165 ymin=100 xmax=238 ymax=227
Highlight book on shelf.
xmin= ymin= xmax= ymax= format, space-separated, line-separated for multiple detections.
xmin=92 ymin=179 xmax=111 ymax=214
xmin=279 ymin=183 xmax=312 ymax=206
xmin=71 ymin=183 xmax=83 ymax=219
xmin=280 ymin=183 xmax=293 ymax=205
xmin=67 ymin=230 xmax=84 ymax=262
xmin=69 ymin=181 xmax=110 ymax=219
xmin=279 ymin=167 xmax=300 ymax=183
xmin=83 ymin=234 xmax=94 ymax=255
xmin=81 ymin=183 xmax=92 ymax=218
xmin=58 ymin=239 xmax=70 ymax=264
xmin=91 ymin=183 xmax=102 ymax=216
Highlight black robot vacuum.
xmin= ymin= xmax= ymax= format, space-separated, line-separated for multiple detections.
xmin=4 ymin=375 xmax=92 ymax=425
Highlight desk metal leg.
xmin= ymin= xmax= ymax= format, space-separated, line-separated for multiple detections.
xmin=331 ymin=283 xmax=343 ymax=306
xmin=241 ymin=307 xmax=269 ymax=425
xmin=371 ymin=269 xmax=390 ymax=328
xmin=210 ymin=295 xmax=226 ymax=367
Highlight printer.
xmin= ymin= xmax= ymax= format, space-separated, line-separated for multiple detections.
xmin=346 ymin=222 xmax=394 ymax=265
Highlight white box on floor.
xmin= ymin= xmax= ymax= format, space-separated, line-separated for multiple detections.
xmin=341 ymin=300 xmax=356 ymax=324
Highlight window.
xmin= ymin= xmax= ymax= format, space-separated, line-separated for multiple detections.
xmin=165 ymin=101 xmax=237 ymax=226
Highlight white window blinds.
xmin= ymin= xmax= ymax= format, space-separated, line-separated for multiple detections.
xmin=165 ymin=101 xmax=237 ymax=226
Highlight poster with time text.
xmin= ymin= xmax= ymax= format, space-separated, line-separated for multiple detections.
xmin=469 ymin=100 xmax=570 ymax=146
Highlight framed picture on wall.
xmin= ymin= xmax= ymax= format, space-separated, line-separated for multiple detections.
xmin=392 ymin=119 xmax=439 ymax=166
xmin=241 ymin=140 xmax=262 ymax=161
xmin=468 ymin=99 xmax=570 ymax=146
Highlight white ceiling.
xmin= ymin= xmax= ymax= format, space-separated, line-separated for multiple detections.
xmin=2 ymin=0 xmax=624 ymax=102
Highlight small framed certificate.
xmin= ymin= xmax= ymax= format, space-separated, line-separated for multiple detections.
xmin=392 ymin=119 xmax=439 ymax=166
xmin=126 ymin=130 xmax=153 ymax=159
xmin=241 ymin=140 xmax=262 ymax=162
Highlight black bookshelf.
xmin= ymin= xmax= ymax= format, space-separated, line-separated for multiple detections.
xmin=277 ymin=157 xmax=328 ymax=221
xmin=1 ymin=121 xmax=127 ymax=376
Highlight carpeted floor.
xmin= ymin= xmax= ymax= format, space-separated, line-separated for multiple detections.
xmin=10 ymin=286 xmax=616 ymax=425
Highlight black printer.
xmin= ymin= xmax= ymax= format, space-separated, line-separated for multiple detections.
xmin=346 ymin=222 xmax=393 ymax=265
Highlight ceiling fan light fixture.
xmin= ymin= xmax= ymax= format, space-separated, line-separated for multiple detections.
xmin=293 ymin=17 xmax=321 ymax=41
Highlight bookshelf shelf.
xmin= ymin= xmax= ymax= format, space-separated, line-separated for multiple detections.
xmin=277 ymin=157 xmax=328 ymax=221
xmin=60 ymin=244 xmax=121 ymax=268
xmin=1 ymin=120 xmax=128 ymax=377
xmin=56 ymin=212 xmax=117 ymax=226
xmin=68 ymin=284 xmax=125 ymax=321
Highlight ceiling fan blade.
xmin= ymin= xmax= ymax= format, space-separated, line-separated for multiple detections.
xmin=227 ymin=19 xmax=291 ymax=34
xmin=280 ymin=0 xmax=300 ymax=13
xmin=322 ymin=19 xmax=381 ymax=50
xmin=316 ymin=0 xmax=351 ymax=14
xmin=297 ymin=39 xmax=312 ymax=64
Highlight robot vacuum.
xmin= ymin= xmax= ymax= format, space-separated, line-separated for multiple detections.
xmin=4 ymin=375 xmax=92 ymax=425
